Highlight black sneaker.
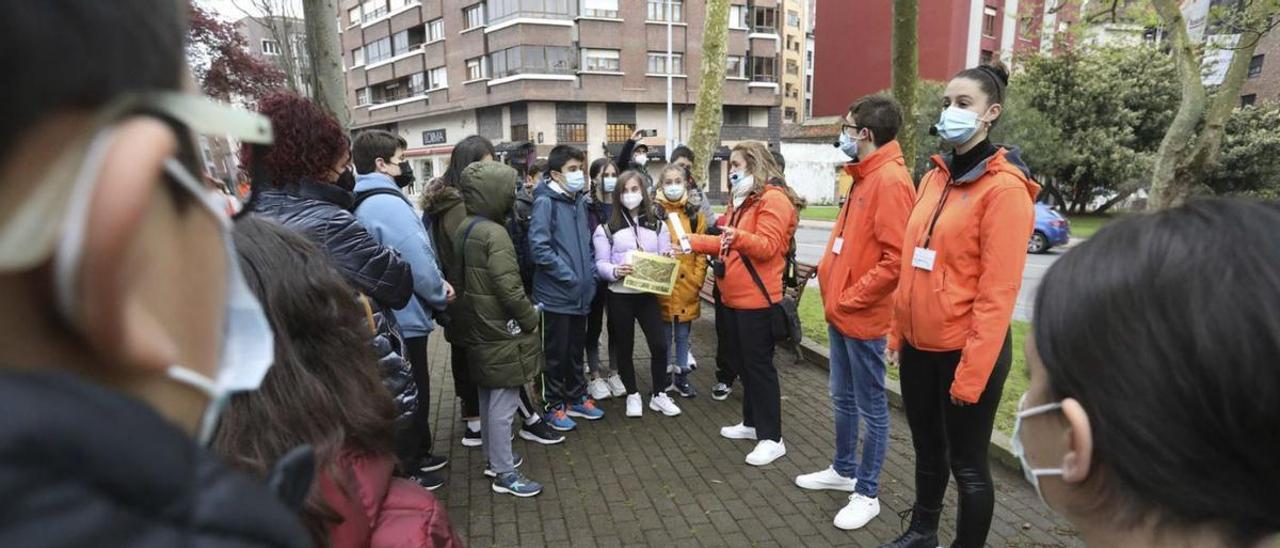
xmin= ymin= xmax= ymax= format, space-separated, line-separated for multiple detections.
xmin=410 ymin=471 xmax=445 ymax=491
xmin=672 ymin=373 xmax=698 ymax=398
xmin=483 ymin=454 xmax=525 ymax=478
xmin=711 ymin=382 xmax=732 ymax=401
xmin=519 ymin=420 xmax=566 ymax=445
xmin=461 ymin=426 xmax=482 ymax=447
xmin=418 ymin=454 xmax=449 ymax=473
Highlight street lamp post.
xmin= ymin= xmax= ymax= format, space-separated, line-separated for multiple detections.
xmin=665 ymin=0 xmax=675 ymax=161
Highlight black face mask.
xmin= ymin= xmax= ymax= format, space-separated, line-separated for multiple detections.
xmin=394 ymin=160 xmax=415 ymax=188
xmin=335 ymin=167 xmax=356 ymax=192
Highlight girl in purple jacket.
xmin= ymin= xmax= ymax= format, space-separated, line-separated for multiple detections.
xmin=593 ymin=171 xmax=682 ymax=419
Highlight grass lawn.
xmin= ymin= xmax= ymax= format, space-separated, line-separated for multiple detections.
xmin=1065 ymin=214 xmax=1114 ymax=239
xmin=797 ymin=289 xmax=1028 ymax=436
xmin=713 ymin=204 xmax=841 ymax=223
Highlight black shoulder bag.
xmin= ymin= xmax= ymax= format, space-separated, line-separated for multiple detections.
xmin=739 ymin=254 xmax=802 ymax=353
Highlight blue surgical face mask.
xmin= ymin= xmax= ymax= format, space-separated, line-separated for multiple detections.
xmin=602 ymin=176 xmax=618 ymax=193
xmin=838 ymin=131 xmax=861 ymax=160
xmin=663 ymin=183 xmax=686 ymax=201
xmin=935 ymin=106 xmax=983 ymax=145
xmin=1010 ymin=393 xmax=1065 ymax=507
xmin=563 ymin=170 xmax=586 ymax=192
xmin=54 ymin=129 xmax=276 ymax=446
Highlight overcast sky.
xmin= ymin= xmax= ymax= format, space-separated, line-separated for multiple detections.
xmin=199 ymin=0 xmax=303 ymax=21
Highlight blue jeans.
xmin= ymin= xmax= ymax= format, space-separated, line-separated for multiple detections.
xmin=662 ymin=321 xmax=693 ymax=373
xmin=828 ymin=325 xmax=889 ymax=498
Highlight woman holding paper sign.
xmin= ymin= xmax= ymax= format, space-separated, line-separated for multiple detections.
xmin=592 ymin=171 xmax=681 ymax=419
xmin=655 ymin=164 xmax=710 ymax=399
xmin=686 ymin=142 xmax=802 ymax=467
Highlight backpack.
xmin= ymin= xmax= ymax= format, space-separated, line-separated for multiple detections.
xmin=765 ymin=177 xmax=801 ymax=290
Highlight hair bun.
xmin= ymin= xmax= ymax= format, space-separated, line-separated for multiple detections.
xmin=983 ymin=59 xmax=1010 ymax=87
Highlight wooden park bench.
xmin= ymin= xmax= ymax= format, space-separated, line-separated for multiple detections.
xmin=698 ymin=261 xmax=817 ymax=306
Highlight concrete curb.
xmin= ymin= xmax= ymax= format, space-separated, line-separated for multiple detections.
xmin=798 ymin=218 xmax=836 ymax=230
xmin=796 ymin=337 xmax=1021 ymax=472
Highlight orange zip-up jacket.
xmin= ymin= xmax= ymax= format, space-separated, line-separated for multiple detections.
xmin=890 ymin=147 xmax=1040 ymax=403
xmin=817 ymin=141 xmax=916 ymax=341
xmin=690 ymin=184 xmax=798 ymax=310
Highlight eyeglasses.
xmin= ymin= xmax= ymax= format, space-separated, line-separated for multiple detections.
xmin=842 ymin=124 xmax=867 ymax=137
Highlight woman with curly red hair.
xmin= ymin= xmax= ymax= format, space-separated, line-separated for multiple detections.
xmin=241 ymin=93 xmax=443 ymax=489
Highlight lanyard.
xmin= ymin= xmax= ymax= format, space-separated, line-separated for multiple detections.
xmin=834 ymin=183 xmax=856 ymax=240
xmin=921 ymin=183 xmax=954 ymax=250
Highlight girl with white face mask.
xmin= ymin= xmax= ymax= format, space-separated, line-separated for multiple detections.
xmin=584 ymin=158 xmax=625 ymax=400
xmin=1020 ymin=199 xmax=1280 ymax=548
xmin=882 ymin=60 xmax=1040 ymax=548
xmin=654 ymin=165 xmax=710 ymax=399
xmin=590 ymin=171 xmax=681 ymax=419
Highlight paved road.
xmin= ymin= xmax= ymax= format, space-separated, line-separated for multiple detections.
xmin=794 ymin=225 xmax=1063 ymax=321
xmin=425 ymin=319 xmax=1081 ymax=547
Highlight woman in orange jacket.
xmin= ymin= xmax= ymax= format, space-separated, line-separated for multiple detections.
xmin=687 ymin=141 xmax=801 ymax=467
xmin=881 ymin=61 xmax=1039 ymax=548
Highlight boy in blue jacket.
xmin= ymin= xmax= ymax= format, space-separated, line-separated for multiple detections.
xmin=528 ymin=145 xmax=603 ymax=430
xmin=351 ymin=130 xmax=454 ymax=482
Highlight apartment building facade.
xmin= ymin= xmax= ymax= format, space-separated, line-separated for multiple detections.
xmin=779 ymin=0 xmax=808 ymax=122
xmin=339 ymin=0 xmax=786 ymax=198
xmin=811 ymin=0 xmax=1026 ymax=118
xmin=238 ymin=15 xmax=314 ymax=97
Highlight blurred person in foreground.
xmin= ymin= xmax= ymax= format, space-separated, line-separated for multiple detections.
xmin=0 ymin=1 xmax=308 ymax=545
xmin=1019 ymin=198 xmax=1280 ymax=548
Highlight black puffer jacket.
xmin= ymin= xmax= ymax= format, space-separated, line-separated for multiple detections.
xmin=0 ymin=372 xmax=311 ymax=547
xmin=251 ymin=179 xmax=417 ymax=422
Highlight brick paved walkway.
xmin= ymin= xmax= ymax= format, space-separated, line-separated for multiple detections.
xmin=423 ymin=315 xmax=1081 ymax=547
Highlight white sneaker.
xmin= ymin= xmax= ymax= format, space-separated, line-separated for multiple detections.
xmin=625 ymin=393 xmax=643 ymax=417
xmin=588 ymin=378 xmax=611 ymax=400
xmin=605 ymin=374 xmax=627 ymax=397
xmin=745 ymin=439 xmax=786 ymax=466
xmin=687 ymin=355 xmax=697 ymax=370
xmin=794 ymin=466 xmax=857 ymax=492
xmin=833 ymin=494 xmax=880 ymax=530
xmin=649 ymin=392 xmax=682 ymax=416
xmin=719 ymin=422 xmax=758 ymax=440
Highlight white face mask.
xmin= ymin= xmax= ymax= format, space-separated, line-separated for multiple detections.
xmin=620 ymin=191 xmax=644 ymax=211
xmin=662 ymin=184 xmax=686 ymax=201
xmin=54 ymin=129 xmax=275 ymax=446
xmin=1010 ymin=393 xmax=1065 ymax=506
xmin=730 ymin=170 xmax=754 ymax=208
xmin=634 ymin=153 xmax=649 ymax=166
xmin=602 ymin=176 xmax=618 ymax=193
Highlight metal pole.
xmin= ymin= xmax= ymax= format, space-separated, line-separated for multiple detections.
xmin=666 ymin=0 xmax=674 ymax=161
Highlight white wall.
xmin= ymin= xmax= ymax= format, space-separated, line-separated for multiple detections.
xmin=781 ymin=142 xmax=849 ymax=205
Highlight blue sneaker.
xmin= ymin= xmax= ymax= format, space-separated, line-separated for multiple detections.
xmin=544 ymin=406 xmax=577 ymax=431
xmin=492 ymin=471 xmax=543 ymax=498
xmin=567 ymin=398 xmax=604 ymax=420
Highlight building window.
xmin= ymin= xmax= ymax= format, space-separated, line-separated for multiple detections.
xmin=464 ymin=4 xmax=485 ymax=29
xmin=728 ymin=5 xmax=747 ymax=29
xmin=347 ymin=6 xmax=361 ymax=25
xmin=428 ymin=66 xmax=448 ymax=89
xmin=488 ymin=0 xmax=577 ymax=24
xmin=557 ymin=122 xmax=587 ymax=143
xmin=786 ymin=59 xmax=799 ymax=76
xmin=582 ymin=48 xmax=621 ymax=72
xmin=389 ymin=0 xmax=416 ymax=9
xmin=466 ymin=57 xmax=487 ymax=80
xmin=392 ymin=26 xmax=426 ymax=55
xmin=511 ymin=123 xmax=529 ymax=141
xmin=356 ymin=87 xmax=371 ymax=106
xmin=723 ymin=106 xmax=749 ymax=125
xmin=1019 ymin=15 xmax=1033 ymax=37
xmin=427 ymin=18 xmax=444 ymax=41
xmin=1249 ymin=54 xmax=1264 ymax=79
xmin=749 ymin=56 xmax=776 ymax=82
xmin=353 ymin=46 xmax=365 ymax=66
xmin=983 ymin=6 xmax=998 ymax=37
xmin=784 ymin=107 xmax=797 ymax=121
xmin=726 ymin=55 xmax=745 ymax=78
xmin=752 ymin=6 xmax=777 ymax=33
xmin=1241 ymin=94 xmax=1257 ymax=107
xmin=787 ymin=9 xmax=800 ymax=27
xmin=606 ymin=123 xmax=635 ymax=143
xmin=365 ymin=37 xmax=392 ymax=64
xmin=362 ymin=0 xmax=388 ymax=22
xmin=647 ymin=52 xmax=684 ymax=75
xmin=408 ymin=72 xmax=426 ymax=95
xmin=582 ymin=0 xmax=619 ymax=18
xmin=647 ymin=0 xmax=682 ymax=22
xmin=490 ymin=45 xmax=577 ymax=79
xmin=261 ymin=39 xmax=281 ymax=56
xmin=980 ymin=49 xmax=994 ymax=65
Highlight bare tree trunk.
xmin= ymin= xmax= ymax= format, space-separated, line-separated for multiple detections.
xmin=688 ymin=0 xmax=730 ymax=189
xmin=1148 ymin=0 xmax=1207 ymax=210
xmin=892 ymin=0 xmax=919 ymax=174
xmin=302 ymin=0 xmax=349 ymax=128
